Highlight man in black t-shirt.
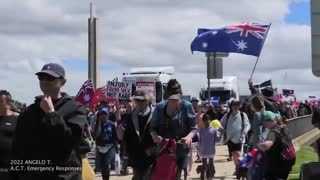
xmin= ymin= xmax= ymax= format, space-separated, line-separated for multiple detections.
xmin=0 ymin=90 xmax=18 ymax=180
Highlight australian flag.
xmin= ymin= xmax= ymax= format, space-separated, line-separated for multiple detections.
xmin=191 ymin=22 xmax=271 ymax=57
xmin=210 ymin=96 xmax=220 ymax=106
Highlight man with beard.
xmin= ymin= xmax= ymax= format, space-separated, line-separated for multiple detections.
xmin=11 ymin=63 xmax=89 ymax=180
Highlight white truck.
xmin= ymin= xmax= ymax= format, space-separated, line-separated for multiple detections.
xmin=199 ymin=76 xmax=240 ymax=105
xmin=122 ymin=66 xmax=174 ymax=103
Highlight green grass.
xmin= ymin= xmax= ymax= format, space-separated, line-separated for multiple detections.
xmin=288 ymin=173 xmax=300 ymax=180
xmin=288 ymin=146 xmax=318 ymax=179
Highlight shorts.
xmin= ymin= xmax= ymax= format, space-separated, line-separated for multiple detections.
xmin=227 ymin=140 xmax=242 ymax=152
xmin=97 ymin=147 xmax=116 ymax=165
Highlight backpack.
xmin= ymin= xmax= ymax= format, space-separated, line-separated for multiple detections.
xmin=271 ymin=126 xmax=296 ymax=161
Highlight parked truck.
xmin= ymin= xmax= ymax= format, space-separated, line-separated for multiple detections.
xmin=122 ymin=66 xmax=174 ymax=103
xmin=199 ymin=76 xmax=240 ymax=105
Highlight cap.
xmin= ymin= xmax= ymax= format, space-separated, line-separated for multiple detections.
xmin=133 ymin=90 xmax=148 ymax=101
xmin=262 ymin=111 xmax=276 ymax=121
xmin=101 ymin=108 xmax=110 ymax=115
xmin=191 ymin=97 xmax=199 ymax=102
xmin=35 ymin=63 xmax=65 ymax=78
xmin=166 ymin=79 xmax=182 ymax=100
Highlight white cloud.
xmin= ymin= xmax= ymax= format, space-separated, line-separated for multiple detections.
xmin=0 ymin=0 xmax=318 ymax=104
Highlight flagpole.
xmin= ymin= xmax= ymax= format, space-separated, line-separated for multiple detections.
xmin=249 ymin=23 xmax=272 ymax=79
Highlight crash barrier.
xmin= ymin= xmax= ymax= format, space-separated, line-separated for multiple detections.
xmin=285 ymin=115 xmax=320 ymax=151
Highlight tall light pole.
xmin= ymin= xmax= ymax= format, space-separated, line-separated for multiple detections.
xmin=88 ymin=3 xmax=100 ymax=88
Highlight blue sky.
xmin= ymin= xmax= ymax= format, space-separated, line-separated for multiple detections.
xmin=285 ymin=1 xmax=310 ymax=25
xmin=63 ymin=60 xmax=120 ymax=71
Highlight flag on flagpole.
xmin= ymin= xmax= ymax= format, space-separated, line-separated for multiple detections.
xmin=282 ymin=89 xmax=294 ymax=97
xmin=253 ymin=80 xmax=272 ymax=89
xmin=89 ymin=85 xmax=117 ymax=110
xmin=191 ymin=22 xmax=271 ymax=57
xmin=75 ymin=80 xmax=95 ymax=105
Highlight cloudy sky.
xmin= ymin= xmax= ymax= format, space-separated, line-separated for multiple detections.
xmin=1 ymin=0 xmax=317 ymax=104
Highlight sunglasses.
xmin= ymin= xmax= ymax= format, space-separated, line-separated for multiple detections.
xmin=37 ymin=74 xmax=58 ymax=81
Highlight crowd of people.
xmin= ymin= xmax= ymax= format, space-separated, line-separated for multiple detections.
xmin=0 ymin=62 xmax=317 ymax=180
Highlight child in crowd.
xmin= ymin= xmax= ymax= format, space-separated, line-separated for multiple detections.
xmin=197 ymin=114 xmax=223 ymax=180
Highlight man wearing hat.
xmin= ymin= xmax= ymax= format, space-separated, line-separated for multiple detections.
xmin=191 ymin=97 xmax=199 ymax=112
xmin=11 ymin=63 xmax=90 ymax=180
xmin=121 ymin=90 xmax=156 ymax=180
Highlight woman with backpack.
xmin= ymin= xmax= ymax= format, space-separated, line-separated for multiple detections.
xmin=258 ymin=111 xmax=296 ymax=180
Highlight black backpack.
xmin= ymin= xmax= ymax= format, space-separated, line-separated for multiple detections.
xmin=271 ymin=126 xmax=296 ymax=162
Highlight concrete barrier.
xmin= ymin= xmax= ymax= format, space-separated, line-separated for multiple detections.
xmin=285 ymin=115 xmax=314 ymax=139
xmin=284 ymin=115 xmax=320 ymax=151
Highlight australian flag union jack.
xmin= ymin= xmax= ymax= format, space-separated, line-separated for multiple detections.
xmin=191 ymin=22 xmax=271 ymax=57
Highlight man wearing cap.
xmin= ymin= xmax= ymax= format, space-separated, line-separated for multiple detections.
xmin=150 ymin=79 xmax=196 ymax=179
xmin=120 ymin=90 xmax=156 ymax=180
xmin=94 ymin=107 xmax=118 ymax=180
xmin=191 ymin=97 xmax=200 ymax=112
xmin=220 ymin=100 xmax=250 ymax=174
xmin=11 ymin=63 xmax=90 ymax=180
xmin=258 ymin=111 xmax=295 ymax=180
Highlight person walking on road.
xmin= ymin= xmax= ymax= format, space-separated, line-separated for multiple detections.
xmin=197 ymin=114 xmax=222 ymax=180
xmin=94 ymin=108 xmax=118 ymax=180
xmin=119 ymin=90 xmax=157 ymax=180
xmin=11 ymin=63 xmax=90 ymax=180
xmin=220 ymin=100 xmax=251 ymax=175
xmin=150 ymin=79 xmax=196 ymax=180
xmin=258 ymin=111 xmax=296 ymax=180
xmin=0 ymin=90 xmax=18 ymax=180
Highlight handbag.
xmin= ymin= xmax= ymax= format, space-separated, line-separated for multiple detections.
xmin=151 ymin=139 xmax=177 ymax=180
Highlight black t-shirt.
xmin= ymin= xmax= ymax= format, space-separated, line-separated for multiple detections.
xmin=138 ymin=112 xmax=150 ymax=138
xmin=264 ymin=129 xmax=281 ymax=172
xmin=0 ymin=115 xmax=18 ymax=167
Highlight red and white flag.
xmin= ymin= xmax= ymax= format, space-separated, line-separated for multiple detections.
xmin=89 ymin=85 xmax=117 ymax=110
xmin=75 ymin=80 xmax=95 ymax=105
